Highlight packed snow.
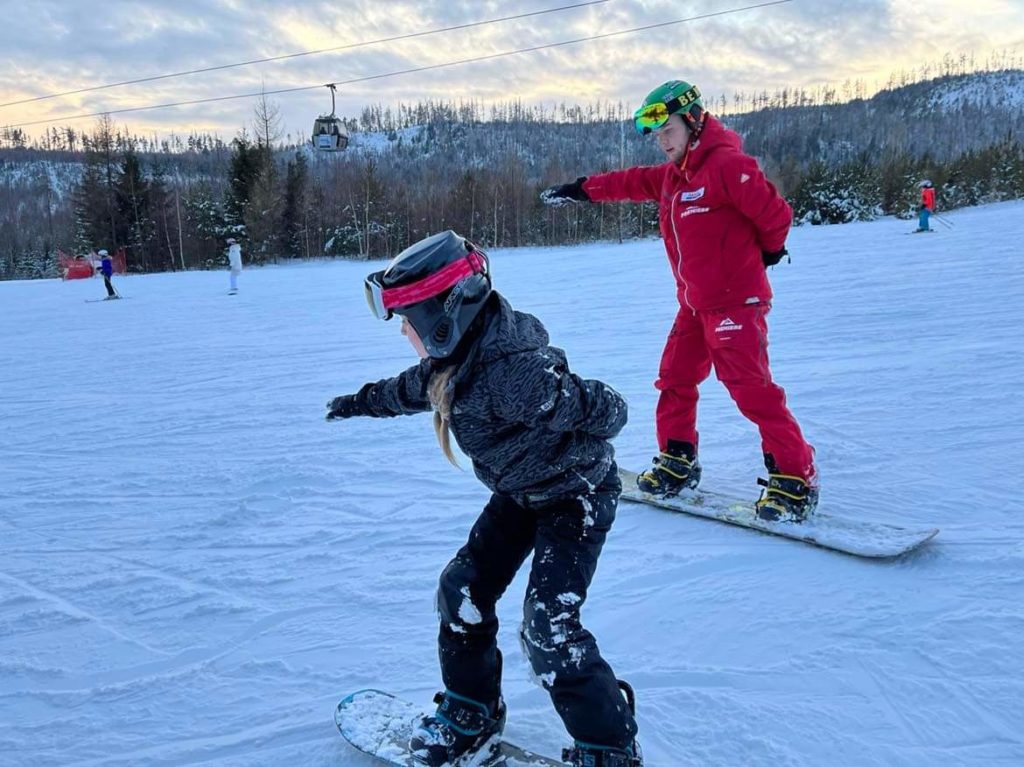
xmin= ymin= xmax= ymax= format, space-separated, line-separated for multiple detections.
xmin=2 ymin=201 xmax=1023 ymax=766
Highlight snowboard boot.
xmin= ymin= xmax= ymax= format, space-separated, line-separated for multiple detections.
xmin=562 ymin=681 xmax=643 ymax=767
xmin=636 ymin=440 xmax=701 ymax=497
xmin=409 ymin=689 xmax=506 ymax=766
xmin=754 ymin=455 xmax=819 ymax=523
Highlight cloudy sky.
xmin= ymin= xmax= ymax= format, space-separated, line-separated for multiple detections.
xmin=2 ymin=0 xmax=1022 ymax=144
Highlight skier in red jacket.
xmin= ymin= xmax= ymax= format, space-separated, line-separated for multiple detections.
xmin=917 ymin=180 xmax=936 ymax=232
xmin=542 ymin=80 xmax=817 ymax=521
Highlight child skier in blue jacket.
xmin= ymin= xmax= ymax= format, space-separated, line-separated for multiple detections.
xmin=98 ymin=249 xmax=117 ymax=299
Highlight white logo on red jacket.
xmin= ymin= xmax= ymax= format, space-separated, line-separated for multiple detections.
xmin=680 ymin=187 xmax=705 ymax=202
xmin=679 ymin=205 xmax=710 ymax=219
xmin=715 ymin=317 xmax=743 ymax=333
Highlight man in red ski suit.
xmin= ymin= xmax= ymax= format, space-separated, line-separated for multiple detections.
xmin=541 ymin=80 xmax=817 ymax=521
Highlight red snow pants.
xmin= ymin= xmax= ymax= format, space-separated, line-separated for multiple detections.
xmin=655 ymin=303 xmax=816 ymax=482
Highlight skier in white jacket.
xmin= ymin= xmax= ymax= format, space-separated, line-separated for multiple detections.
xmin=227 ymin=238 xmax=242 ymax=294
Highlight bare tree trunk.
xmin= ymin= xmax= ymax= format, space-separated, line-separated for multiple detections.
xmin=492 ymin=191 xmax=498 ymax=248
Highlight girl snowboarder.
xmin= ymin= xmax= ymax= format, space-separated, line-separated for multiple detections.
xmin=326 ymin=230 xmax=642 ymax=767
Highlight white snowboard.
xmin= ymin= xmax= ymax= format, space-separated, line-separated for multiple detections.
xmin=334 ymin=689 xmax=565 ymax=766
xmin=618 ymin=468 xmax=938 ymax=558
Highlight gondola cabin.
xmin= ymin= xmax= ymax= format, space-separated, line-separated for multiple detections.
xmin=313 ymin=116 xmax=349 ymax=151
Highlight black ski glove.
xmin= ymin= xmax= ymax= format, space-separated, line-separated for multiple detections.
xmin=326 ymin=385 xmax=372 ymax=420
xmin=762 ymin=247 xmax=789 ymax=267
xmin=326 ymin=395 xmax=361 ymax=420
xmin=540 ymin=177 xmax=590 ymax=206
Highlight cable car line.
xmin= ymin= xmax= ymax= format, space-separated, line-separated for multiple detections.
xmin=3 ymin=1 xmax=793 ymax=130
xmin=0 ymin=0 xmax=608 ymax=109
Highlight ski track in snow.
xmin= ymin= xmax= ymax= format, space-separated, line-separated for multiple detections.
xmin=2 ymin=202 xmax=1024 ymax=766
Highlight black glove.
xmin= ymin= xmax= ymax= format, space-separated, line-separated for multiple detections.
xmin=326 ymin=385 xmax=373 ymax=421
xmin=326 ymin=395 xmax=360 ymax=420
xmin=540 ymin=177 xmax=590 ymax=206
xmin=762 ymin=247 xmax=789 ymax=267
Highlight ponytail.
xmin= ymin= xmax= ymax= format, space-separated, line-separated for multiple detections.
xmin=428 ymin=365 xmax=459 ymax=467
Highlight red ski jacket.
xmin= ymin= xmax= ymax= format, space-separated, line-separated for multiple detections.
xmin=921 ymin=187 xmax=935 ymax=211
xmin=583 ymin=116 xmax=792 ymax=311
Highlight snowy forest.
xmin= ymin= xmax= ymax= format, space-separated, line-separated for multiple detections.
xmin=2 ymin=64 xmax=1024 ymax=281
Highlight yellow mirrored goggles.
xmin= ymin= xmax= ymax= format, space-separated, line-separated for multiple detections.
xmin=633 ymin=86 xmax=702 ymax=135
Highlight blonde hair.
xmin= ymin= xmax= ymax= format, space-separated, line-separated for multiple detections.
xmin=428 ymin=365 xmax=459 ymax=467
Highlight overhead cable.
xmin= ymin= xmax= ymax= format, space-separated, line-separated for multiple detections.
xmin=3 ymin=1 xmax=793 ymax=130
xmin=0 ymin=1 xmax=608 ymax=109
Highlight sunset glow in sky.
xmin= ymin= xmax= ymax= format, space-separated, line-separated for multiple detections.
xmin=2 ymin=0 xmax=1022 ymax=142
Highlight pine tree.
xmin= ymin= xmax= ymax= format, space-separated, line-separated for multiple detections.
xmin=183 ymin=184 xmax=227 ymax=268
xmin=244 ymin=143 xmax=279 ymax=264
xmin=148 ymin=162 xmax=179 ymax=271
xmin=115 ymin=142 xmax=153 ymax=271
xmin=281 ymin=151 xmax=309 ymax=258
xmin=224 ymin=134 xmax=261 ymax=226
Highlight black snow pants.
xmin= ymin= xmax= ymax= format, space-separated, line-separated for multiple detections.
xmin=435 ymin=464 xmax=637 ymax=749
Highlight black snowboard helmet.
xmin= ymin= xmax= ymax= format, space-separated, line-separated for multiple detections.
xmin=364 ymin=230 xmax=492 ymax=359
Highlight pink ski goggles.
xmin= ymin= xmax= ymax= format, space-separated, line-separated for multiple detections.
xmin=364 ymin=250 xmax=488 ymax=321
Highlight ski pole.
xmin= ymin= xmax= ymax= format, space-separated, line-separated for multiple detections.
xmin=931 ymin=212 xmax=954 ymax=228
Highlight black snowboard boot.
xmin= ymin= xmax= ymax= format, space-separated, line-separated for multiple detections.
xmin=636 ymin=440 xmax=700 ymax=497
xmin=409 ymin=689 xmax=506 ymax=766
xmin=754 ymin=454 xmax=819 ymax=523
xmin=562 ymin=681 xmax=643 ymax=767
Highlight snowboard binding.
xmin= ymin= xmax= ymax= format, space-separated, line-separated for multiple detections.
xmin=409 ymin=689 xmax=506 ymax=766
xmin=636 ymin=441 xmax=701 ymax=498
xmin=562 ymin=680 xmax=643 ymax=767
xmin=754 ymin=456 xmax=819 ymax=523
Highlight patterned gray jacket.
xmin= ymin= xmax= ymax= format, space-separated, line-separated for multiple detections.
xmin=354 ymin=292 xmax=627 ymax=503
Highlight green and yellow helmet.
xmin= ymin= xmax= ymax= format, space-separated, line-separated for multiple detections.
xmin=634 ymin=80 xmax=706 ymax=136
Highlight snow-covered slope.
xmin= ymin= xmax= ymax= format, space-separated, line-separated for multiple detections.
xmin=2 ymin=202 xmax=1022 ymax=766
xmin=924 ymin=69 xmax=1024 ymax=111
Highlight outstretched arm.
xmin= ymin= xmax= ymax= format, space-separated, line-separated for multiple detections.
xmin=583 ymin=165 xmax=667 ymax=204
xmin=540 ymin=165 xmax=667 ymax=206
xmin=326 ymin=360 xmax=433 ymax=420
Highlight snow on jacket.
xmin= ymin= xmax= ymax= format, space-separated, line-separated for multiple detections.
xmin=582 ymin=115 xmax=792 ymax=311
xmin=352 ymin=292 xmax=627 ymax=504
xmin=228 ymin=243 xmax=243 ymax=272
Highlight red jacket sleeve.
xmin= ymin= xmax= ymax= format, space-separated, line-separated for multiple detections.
xmin=583 ymin=165 xmax=668 ymax=203
xmin=719 ymin=153 xmax=792 ymax=252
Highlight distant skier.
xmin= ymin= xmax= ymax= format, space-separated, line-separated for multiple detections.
xmin=541 ymin=79 xmax=817 ymax=522
xmin=916 ymin=180 xmax=936 ymax=232
xmin=325 ymin=230 xmax=642 ymax=767
xmin=97 ymin=249 xmax=118 ymax=299
xmin=226 ymin=237 xmax=242 ymax=294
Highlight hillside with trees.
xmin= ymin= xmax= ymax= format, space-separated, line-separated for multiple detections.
xmin=2 ymin=66 xmax=1023 ymax=280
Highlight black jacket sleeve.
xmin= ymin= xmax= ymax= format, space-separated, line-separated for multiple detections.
xmin=357 ymin=359 xmax=433 ymax=417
